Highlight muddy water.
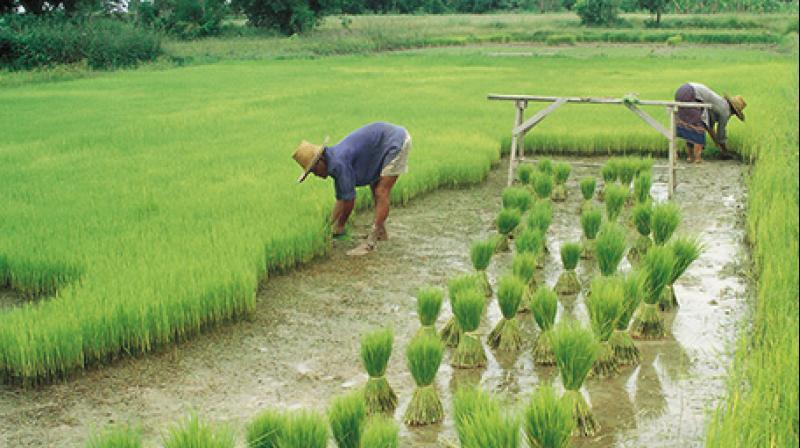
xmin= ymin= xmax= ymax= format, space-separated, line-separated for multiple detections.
xmin=0 ymin=157 xmax=748 ymax=447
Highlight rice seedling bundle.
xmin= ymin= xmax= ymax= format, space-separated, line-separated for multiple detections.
xmin=635 ymin=157 xmax=654 ymax=176
xmin=595 ymin=223 xmax=627 ymax=277
xmin=617 ymin=158 xmax=638 ymax=187
xmin=517 ymin=164 xmax=535 ymax=186
xmin=603 ymin=183 xmax=628 ymax=222
xmin=598 ymin=160 xmax=618 ymax=200
xmin=631 ymin=246 xmax=673 ymax=340
xmin=554 ymin=242 xmax=581 ymax=296
xmin=441 ymin=274 xmax=482 ymax=348
xmin=470 ymin=239 xmax=496 ymax=297
xmin=533 ymin=172 xmax=554 ymax=201
xmin=86 ymin=425 xmax=142 ymax=448
xmin=610 ymin=271 xmax=644 ymax=366
xmin=531 ymin=286 xmax=558 ymax=365
xmin=523 ymin=384 xmax=574 ymax=448
xmin=163 ymin=414 xmax=235 ymax=448
xmin=280 ymin=411 xmax=328 ymax=448
xmin=660 ymin=236 xmax=703 ymax=311
xmin=454 ymin=386 xmax=519 ymax=448
xmin=586 ymin=276 xmax=625 ymax=378
xmin=651 ymin=201 xmax=681 ymax=246
xmin=628 ymin=201 xmax=653 ymax=265
xmin=579 ymin=177 xmax=596 ymax=213
xmin=415 ymin=286 xmax=443 ymax=339
xmin=495 ymin=208 xmax=521 ymax=252
xmin=360 ymin=328 xmax=397 ymax=415
xmin=488 ymin=275 xmax=525 ymax=352
xmin=360 ymin=416 xmax=398 ymax=448
xmin=550 ymin=320 xmax=601 ymax=437
xmin=328 ymin=391 xmax=366 ymax=448
xmin=451 ymin=289 xmax=487 ymax=368
xmin=515 ymin=227 xmax=544 ymax=257
xmin=512 ymin=252 xmax=538 ymax=313
xmin=502 ymin=187 xmax=532 ymax=213
xmin=246 ymin=409 xmax=287 ymax=448
xmin=580 ymin=207 xmax=602 ymax=259
xmin=552 ymin=162 xmax=571 ymax=202
xmin=537 ymin=158 xmax=554 ymax=175
xmin=633 ymin=171 xmax=652 ymax=204
xmin=404 ymin=334 xmax=444 ymax=426
xmin=528 ymin=200 xmax=553 ymax=234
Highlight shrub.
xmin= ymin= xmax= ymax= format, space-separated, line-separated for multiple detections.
xmin=574 ymin=0 xmax=621 ymax=26
xmin=666 ymin=34 xmax=682 ymax=46
xmin=234 ymin=0 xmax=331 ymax=35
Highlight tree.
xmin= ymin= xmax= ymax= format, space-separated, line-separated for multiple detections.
xmin=235 ymin=0 xmax=330 ymax=34
xmin=574 ymin=0 xmax=620 ymax=26
xmin=638 ymin=0 xmax=666 ymax=24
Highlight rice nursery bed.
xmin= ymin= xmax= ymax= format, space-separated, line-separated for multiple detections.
xmin=0 ymin=156 xmax=749 ymax=447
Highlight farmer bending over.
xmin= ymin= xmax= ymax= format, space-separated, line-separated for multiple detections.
xmin=292 ymin=122 xmax=411 ymax=256
xmin=674 ymin=82 xmax=746 ymax=163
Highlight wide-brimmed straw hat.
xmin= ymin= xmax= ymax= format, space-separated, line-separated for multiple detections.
xmin=724 ymin=94 xmax=746 ymax=121
xmin=292 ymin=137 xmax=328 ymax=183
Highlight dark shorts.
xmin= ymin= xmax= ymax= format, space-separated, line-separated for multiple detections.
xmin=674 ymin=83 xmax=706 ymax=146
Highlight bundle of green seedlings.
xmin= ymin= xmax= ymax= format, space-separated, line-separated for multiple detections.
xmin=595 ymin=223 xmax=627 ymax=277
xmin=470 ymin=239 xmax=496 ymax=297
xmin=532 ymin=171 xmax=554 ymax=201
xmin=528 ymin=200 xmax=552 ymax=261
xmin=440 ymin=273 xmax=482 ymax=348
xmin=360 ymin=416 xmax=398 ymax=448
xmin=618 ymin=158 xmax=638 ymax=189
xmin=628 ymin=201 xmax=653 ymax=265
xmin=246 ymin=409 xmax=286 ymax=448
xmin=502 ymin=186 xmax=532 ymax=213
xmin=550 ymin=320 xmax=601 ymax=437
xmin=279 ymin=411 xmax=329 ymax=448
xmin=451 ymin=288 xmax=487 ymax=369
xmin=635 ymin=157 xmax=654 ymax=177
xmin=488 ymin=275 xmax=526 ymax=352
xmin=631 ymin=246 xmax=673 ymax=340
xmin=531 ymin=286 xmax=558 ymax=365
xmin=651 ymin=201 xmax=681 ymax=246
xmin=586 ymin=276 xmax=626 ymax=378
xmin=554 ymin=242 xmax=581 ymax=296
xmin=512 ymin=252 xmax=538 ymax=313
xmin=598 ymin=160 xmax=618 ymax=200
xmin=633 ymin=170 xmax=652 ymax=204
xmin=454 ymin=386 xmax=519 ymax=448
xmin=551 ymin=162 xmax=571 ymax=202
xmin=163 ymin=414 xmax=235 ymax=448
xmin=328 ymin=390 xmax=366 ymax=448
xmin=537 ymin=158 xmax=554 ymax=175
xmin=495 ymin=208 xmax=521 ymax=252
xmin=415 ymin=286 xmax=443 ymax=339
xmin=523 ymin=384 xmax=574 ymax=448
xmin=609 ymin=271 xmax=644 ymax=366
xmin=360 ymin=328 xmax=397 ymax=415
xmin=86 ymin=425 xmax=142 ymax=448
xmin=515 ymin=226 xmax=544 ymax=259
xmin=660 ymin=236 xmax=703 ymax=311
xmin=604 ymin=183 xmax=628 ymax=222
xmin=403 ymin=334 xmax=444 ymax=426
xmin=580 ymin=206 xmax=602 ymax=260
xmin=579 ymin=176 xmax=596 ymax=214
xmin=517 ymin=164 xmax=535 ymax=186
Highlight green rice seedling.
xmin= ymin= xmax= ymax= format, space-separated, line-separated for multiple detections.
xmin=360 ymin=416 xmax=398 ymax=448
xmin=515 ymin=227 xmax=545 ymax=266
xmin=586 ymin=276 xmax=625 ymax=378
xmin=517 ymin=164 xmax=535 ymax=186
xmin=633 ymin=171 xmax=652 ymax=204
xmin=598 ymin=159 xmax=618 ymax=200
xmin=528 ymin=200 xmax=553 ymax=234
xmin=246 ymin=409 xmax=287 ymax=448
xmin=328 ymin=391 xmax=366 ymax=448
xmin=495 ymin=208 xmax=521 ymax=252
xmin=555 ymin=242 xmax=581 ymax=296
xmin=360 ymin=328 xmax=397 ymax=415
xmin=618 ymin=158 xmax=638 ymax=187
xmin=603 ymin=183 xmax=628 ymax=222
xmin=441 ymin=274 xmax=482 ymax=348
xmin=488 ymin=275 xmax=525 ymax=352
xmin=163 ymin=414 xmax=235 ymax=448
xmin=403 ymin=334 xmax=444 ymax=426
xmin=651 ymin=201 xmax=681 ymax=246
xmin=454 ymin=386 xmax=519 ymax=448
xmin=635 ymin=157 xmax=654 ymax=177
xmin=580 ymin=207 xmax=602 ymax=259
xmin=86 ymin=425 xmax=142 ymax=448
xmin=532 ymin=172 xmax=554 ymax=201
xmin=471 ymin=239 xmax=496 ymax=297
xmin=415 ymin=287 xmax=443 ymax=339
xmin=451 ymin=289 xmax=487 ymax=369
xmin=628 ymin=201 xmax=653 ymax=265
xmin=531 ymin=286 xmax=558 ymax=365
xmin=523 ymin=384 xmax=574 ymax=448
xmin=512 ymin=252 xmax=538 ymax=313
xmin=579 ymin=177 xmax=596 ymax=213
xmin=595 ymin=223 xmax=627 ymax=277
xmin=502 ymin=187 xmax=532 ymax=213
xmin=550 ymin=320 xmax=601 ymax=437
xmin=660 ymin=236 xmax=703 ymax=311
xmin=610 ymin=271 xmax=644 ymax=366
xmin=631 ymin=246 xmax=673 ymax=340
xmin=552 ymin=162 xmax=571 ymax=202
xmin=537 ymin=158 xmax=554 ymax=175
xmin=280 ymin=411 xmax=328 ymax=448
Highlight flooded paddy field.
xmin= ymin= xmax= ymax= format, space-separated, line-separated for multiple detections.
xmin=0 ymin=156 xmax=749 ymax=447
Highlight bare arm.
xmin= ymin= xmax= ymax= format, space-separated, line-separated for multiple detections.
xmin=331 ymin=199 xmax=355 ymax=235
xmin=707 ymin=125 xmax=728 ymax=152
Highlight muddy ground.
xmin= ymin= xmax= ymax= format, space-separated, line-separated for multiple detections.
xmin=0 ymin=156 xmax=749 ymax=447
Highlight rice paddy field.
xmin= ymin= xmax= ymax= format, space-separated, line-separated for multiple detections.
xmin=0 ymin=14 xmax=798 ymax=448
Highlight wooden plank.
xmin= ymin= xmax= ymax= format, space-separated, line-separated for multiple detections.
xmin=668 ymin=106 xmax=676 ymax=198
xmin=517 ymin=159 xmax=687 ymax=170
xmin=488 ymin=94 xmax=711 ymax=109
xmin=507 ymin=101 xmax=526 ymax=186
xmin=624 ymin=103 xmax=671 ymax=139
xmin=513 ymin=97 xmax=568 ymax=136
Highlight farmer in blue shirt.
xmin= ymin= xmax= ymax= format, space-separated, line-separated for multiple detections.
xmin=292 ymin=122 xmax=412 ymax=256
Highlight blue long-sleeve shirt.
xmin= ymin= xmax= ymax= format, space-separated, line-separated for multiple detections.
xmin=325 ymin=122 xmax=408 ymax=201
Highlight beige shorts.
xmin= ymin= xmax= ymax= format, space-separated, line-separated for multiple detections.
xmin=381 ymin=133 xmax=411 ymax=177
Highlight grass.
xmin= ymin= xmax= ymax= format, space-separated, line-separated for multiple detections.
xmin=528 ymin=200 xmax=553 ymax=234
xmin=586 ymin=276 xmax=625 ymax=378
xmin=603 ymin=183 xmax=628 ymax=222
xmin=555 ymin=241 xmax=581 ymax=296
xmin=610 ymin=270 xmax=644 ymax=366
xmin=631 ymin=245 xmax=673 ymax=340
xmin=451 ymin=288 xmax=487 ymax=368
xmin=488 ymin=275 xmax=525 ymax=351
xmin=579 ymin=176 xmax=596 ymax=202
xmin=404 ymin=334 xmax=444 ymax=426
xmin=279 ymin=411 xmax=328 ymax=448
xmin=661 ymin=235 xmax=703 ymax=311
xmin=328 ymin=391 xmax=366 ymax=448
xmin=531 ymin=286 xmax=558 ymax=365
xmin=633 ymin=170 xmax=652 ymax=203
xmin=532 ymin=172 xmax=554 ymax=200
xmin=514 ymin=227 xmax=544 ymax=256
xmin=651 ymin=201 xmax=681 ymax=245
xmin=360 ymin=328 xmax=397 ymax=415
xmin=501 ymin=186 xmax=532 ymax=212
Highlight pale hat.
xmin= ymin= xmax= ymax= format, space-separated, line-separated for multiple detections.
xmin=292 ymin=137 xmax=328 ymax=183
xmin=724 ymin=94 xmax=746 ymax=121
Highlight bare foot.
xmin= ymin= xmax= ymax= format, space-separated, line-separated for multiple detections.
xmin=347 ymin=241 xmax=376 ymax=256
xmin=373 ymin=226 xmax=388 ymax=241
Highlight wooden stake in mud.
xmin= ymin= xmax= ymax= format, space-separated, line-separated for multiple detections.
xmin=507 ymin=100 xmax=527 ymax=186
xmin=668 ymin=105 xmax=677 ymax=198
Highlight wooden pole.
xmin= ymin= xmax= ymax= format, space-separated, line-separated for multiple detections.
xmin=507 ymin=100 xmax=526 ymax=186
xmin=668 ymin=105 xmax=676 ymax=198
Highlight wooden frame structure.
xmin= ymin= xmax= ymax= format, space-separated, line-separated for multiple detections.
xmin=487 ymin=94 xmax=712 ymax=198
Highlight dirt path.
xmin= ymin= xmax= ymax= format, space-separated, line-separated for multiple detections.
xmin=0 ymin=157 xmax=748 ymax=447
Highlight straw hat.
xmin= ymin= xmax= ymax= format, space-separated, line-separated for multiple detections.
xmin=292 ymin=138 xmax=328 ymax=183
xmin=724 ymin=94 xmax=746 ymax=121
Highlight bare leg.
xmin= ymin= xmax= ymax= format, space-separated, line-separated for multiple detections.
xmin=686 ymin=142 xmax=694 ymax=162
xmin=372 ymin=175 xmax=398 ymax=239
xmin=693 ymin=143 xmax=703 ymax=163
